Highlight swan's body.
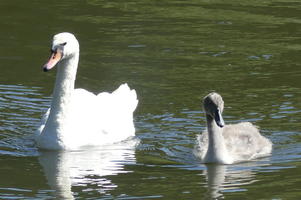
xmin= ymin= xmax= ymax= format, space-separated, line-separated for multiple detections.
xmin=36 ymin=32 xmax=138 ymax=150
xmin=195 ymin=92 xmax=272 ymax=164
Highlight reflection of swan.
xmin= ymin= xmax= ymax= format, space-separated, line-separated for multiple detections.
xmin=35 ymin=32 xmax=138 ymax=150
xmin=204 ymin=164 xmax=227 ymax=199
xmin=196 ymin=92 xmax=272 ymax=164
xmin=39 ymin=139 xmax=138 ymax=199
xmin=203 ymin=163 xmax=257 ymax=199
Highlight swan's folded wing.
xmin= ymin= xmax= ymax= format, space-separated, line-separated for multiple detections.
xmin=35 ymin=108 xmax=51 ymax=136
xmin=51 ymin=84 xmax=138 ymax=146
xmin=94 ymin=83 xmax=138 ymax=142
xmin=111 ymin=83 xmax=138 ymax=113
xmin=223 ymin=122 xmax=272 ymax=161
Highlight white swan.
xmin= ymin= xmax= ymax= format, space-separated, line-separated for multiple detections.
xmin=195 ymin=92 xmax=272 ymax=164
xmin=35 ymin=32 xmax=138 ymax=150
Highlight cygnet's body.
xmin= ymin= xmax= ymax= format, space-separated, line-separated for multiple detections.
xmin=196 ymin=92 xmax=272 ymax=164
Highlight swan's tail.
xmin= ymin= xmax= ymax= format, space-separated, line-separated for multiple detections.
xmin=112 ymin=83 xmax=138 ymax=113
xmin=95 ymin=83 xmax=138 ymax=140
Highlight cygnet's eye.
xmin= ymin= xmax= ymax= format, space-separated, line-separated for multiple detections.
xmin=61 ymin=42 xmax=67 ymax=46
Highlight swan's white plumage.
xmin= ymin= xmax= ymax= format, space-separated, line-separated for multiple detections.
xmin=195 ymin=92 xmax=272 ymax=164
xmin=35 ymin=32 xmax=138 ymax=150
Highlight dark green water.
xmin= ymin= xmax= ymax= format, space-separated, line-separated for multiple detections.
xmin=1 ymin=0 xmax=301 ymax=199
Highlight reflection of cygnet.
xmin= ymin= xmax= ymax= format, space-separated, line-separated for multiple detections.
xmin=195 ymin=92 xmax=272 ymax=164
xmin=39 ymin=140 xmax=138 ymax=199
xmin=204 ymin=163 xmax=257 ymax=199
xmin=205 ymin=165 xmax=226 ymax=199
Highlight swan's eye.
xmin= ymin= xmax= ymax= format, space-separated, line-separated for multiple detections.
xmin=61 ymin=42 xmax=67 ymax=46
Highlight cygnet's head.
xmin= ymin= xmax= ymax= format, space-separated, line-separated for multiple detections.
xmin=43 ymin=32 xmax=79 ymax=72
xmin=203 ymin=92 xmax=225 ymax=128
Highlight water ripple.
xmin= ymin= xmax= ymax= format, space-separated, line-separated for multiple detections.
xmin=0 ymin=84 xmax=49 ymax=156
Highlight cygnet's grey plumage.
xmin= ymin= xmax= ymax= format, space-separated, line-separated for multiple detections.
xmin=195 ymin=92 xmax=272 ymax=164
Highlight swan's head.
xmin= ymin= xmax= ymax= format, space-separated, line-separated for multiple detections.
xmin=43 ymin=32 xmax=79 ymax=72
xmin=203 ymin=92 xmax=225 ymax=128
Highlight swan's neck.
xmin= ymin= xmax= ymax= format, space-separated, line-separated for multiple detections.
xmin=46 ymin=53 xmax=79 ymax=130
xmin=205 ymin=115 xmax=231 ymax=163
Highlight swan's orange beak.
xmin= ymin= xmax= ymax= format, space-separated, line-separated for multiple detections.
xmin=43 ymin=50 xmax=62 ymax=72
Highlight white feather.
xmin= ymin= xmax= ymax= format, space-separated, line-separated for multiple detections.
xmin=35 ymin=33 xmax=138 ymax=150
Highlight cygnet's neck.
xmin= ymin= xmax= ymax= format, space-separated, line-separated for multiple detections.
xmin=205 ymin=114 xmax=231 ymax=164
xmin=47 ymin=53 xmax=79 ymax=128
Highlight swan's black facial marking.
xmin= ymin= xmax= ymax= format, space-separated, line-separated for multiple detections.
xmin=43 ymin=47 xmax=63 ymax=72
xmin=49 ymin=49 xmax=61 ymax=58
xmin=49 ymin=42 xmax=67 ymax=61
xmin=203 ymin=98 xmax=218 ymax=117
xmin=50 ymin=42 xmax=67 ymax=53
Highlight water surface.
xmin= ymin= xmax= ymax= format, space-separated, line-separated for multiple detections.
xmin=1 ymin=0 xmax=301 ymax=199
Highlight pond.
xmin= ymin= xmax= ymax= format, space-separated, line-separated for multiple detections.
xmin=1 ymin=0 xmax=301 ymax=199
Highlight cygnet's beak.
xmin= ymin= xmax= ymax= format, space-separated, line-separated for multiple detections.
xmin=43 ymin=50 xmax=62 ymax=72
xmin=214 ymin=109 xmax=225 ymax=128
